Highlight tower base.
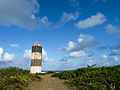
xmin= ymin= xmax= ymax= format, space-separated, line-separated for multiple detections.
xmin=30 ymin=66 xmax=41 ymax=74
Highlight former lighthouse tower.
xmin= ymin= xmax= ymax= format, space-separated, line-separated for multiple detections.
xmin=30 ymin=41 xmax=42 ymax=73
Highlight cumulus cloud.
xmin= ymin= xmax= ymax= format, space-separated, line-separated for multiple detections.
xmin=101 ymin=54 xmax=108 ymax=60
xmin=53 ymin=12 xmax=79 ymax=29
xmin=113 ymin=56 xmax=120 ymax=61
xmin=0 ymin=47 xmax=15 ymax=61
xmin=3 ymin=53 xmax=15 ymax=61
xmin=59 ymin=34 xmax=97 ymax=59
xmin=42 ymin=49 xmax=54 ymax=62
xmin=75 ymin=12 xmax=106 ymax=29
xmin=105 ymin=24 xmax=120 ymax=34
xmin=78 ymin=34 xmax=94 ymax=44
xmin=70 ymin=50 xmax=86 ymax=58
xmin=101 ymin=54 xmax=120 ymax=62
xmin=0 ymin=0 xmax=52 ymax=30
xmin=10 ymin=44 xmax=19 ymax=47
xmin=0 ymin=48 xmax=3 ymax=60
xmin=66 ymin=41 xmax=76 ymax=51
xmin=23 ymin=49 xmax=31 ymax=59
xmin=60 ymin=34 xmax=97 ymax=52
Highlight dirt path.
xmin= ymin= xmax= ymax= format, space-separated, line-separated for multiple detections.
xmin=28 ymin=74 xmax=73 ymax=90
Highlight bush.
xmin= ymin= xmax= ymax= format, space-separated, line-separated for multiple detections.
xmin=0 ymin=67 xmax=42 ymax=89
xmin=52 ymin=65 xmax=120 ymax=90
xmin=46 ymin=71 xmax=55 ymax=74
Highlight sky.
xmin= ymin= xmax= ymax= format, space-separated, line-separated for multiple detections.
xmin=0 ymin=0 xmax=120 ymax=70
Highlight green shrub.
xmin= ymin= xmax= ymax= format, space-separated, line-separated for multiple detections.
xmin=0 ymin=67 xmax=42 ymax=90
xmin=52 ymin=65 xmax=120 ymax=90
xmin=46 ymin=71 xmax=55 ymax=74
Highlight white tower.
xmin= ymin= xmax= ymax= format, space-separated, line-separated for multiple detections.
xmin=30 ymin=41 xmax=42 ymax=74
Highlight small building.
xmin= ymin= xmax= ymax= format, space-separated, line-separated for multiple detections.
xmin=30 ymin=41 xmax=42 ymax=74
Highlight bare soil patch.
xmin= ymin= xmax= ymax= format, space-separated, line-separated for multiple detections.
xmin=28 ymin=74 xmax=74 ymax=90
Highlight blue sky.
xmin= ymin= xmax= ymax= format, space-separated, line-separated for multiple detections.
xmin=0 ymin=0 xmax=120 ymax=70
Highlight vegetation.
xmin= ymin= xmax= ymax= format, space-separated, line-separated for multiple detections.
xmin=52 ymin=65 xmax=120 ymax=90
xmin=0 ymin=67 xmax=41 ymax=90
xmin=46 ymin=71 xmax=55 ymax=74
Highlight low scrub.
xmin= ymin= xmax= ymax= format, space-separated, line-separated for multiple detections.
xmin=46 ymin=71 xmax=55 ymax=74
xmin=52 ymin=65 xmax=120 ymax=90
xmin=0 ymin=67 xmax=41 ymax=90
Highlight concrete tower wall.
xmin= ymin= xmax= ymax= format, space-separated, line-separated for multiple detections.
xmin=30 ymin=45 xmax=42 ymax=74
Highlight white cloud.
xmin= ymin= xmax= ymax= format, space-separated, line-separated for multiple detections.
xmin=23 ymin=49 xmax=31 ymax=59
xmin=0 ymin=0 xmax=39 ymax=30
xmin=59 ymin=34 xmax=97 ymax=59
xmin=113 ymin=56 xmax=119 ymax=61
xmin=0 ymin=0 xmax=52 ymax=30
xmin=66 ymin=59 xmax=74 ymax=66
xmin=0 ymin=48 xmax=3 ymax=60
xmin=0 ymin=48 xmax=3 ymax=55
xmin=42 ymin=49 xmax=53 ymax=62
xmin=109 ymin=49 xmax=120 ymax=56
xmin=101 ymin=54 xmax=118 ymax=61
xmin=70 ymin=50 xmax=86 ymax=58
xmin=78 ymin=34 xmax=94 ymax=44
xmin=60 ymin=33 xmax=96 ymax=52
xmin=31 ymin=14 xmax=36 ymax=19
xmin=75 ymin=12 xmax=106 ymax=29
xmin=67 ymin=41 xmax=76 ymax=51
xmin=0 ymin=47 xmax=15 ymax=61
xmin=42 ymin=49 xmax=49 ymax=62
xmin=53 ymin=12 xmax=79 ymax=28
xmin=105 ymin=24 xmax=120 ymax=34
xmin=36 ymin=16 xmax=52 ymax=30
xmin=3 ymin=53 xmax=15 ymax=61
xmin=100 ymin=54 xmax=120 ymax=66
xmin=101 ymin=54 xmax=108 ymax=59
xmin=10 ymin=44 xmax=19 ymax=47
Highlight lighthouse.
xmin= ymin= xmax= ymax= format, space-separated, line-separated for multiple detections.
xmin=30 ymin=41 xmax=42 ymax=74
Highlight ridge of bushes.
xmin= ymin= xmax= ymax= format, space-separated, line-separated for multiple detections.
xmin=0 ymin=67 xmax=41 ymax=89
xmin=52 ymin=65 xmax=120 ymax=90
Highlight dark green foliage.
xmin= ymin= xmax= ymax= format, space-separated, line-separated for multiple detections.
xmin=52 ymin=65 xmax=120 ymax=90
xmin=35 ymin=72 xmax=46 ymax=75
xmin=46 ymin=71 xmax=55 ymax=74
xmin=0 ymin=67 xmax=41 ymax=90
